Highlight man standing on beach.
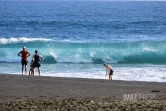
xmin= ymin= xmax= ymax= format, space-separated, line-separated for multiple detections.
xmin=18 ymin=46 xmax=30 ymax=75
xmin=104 ymin=63 xmax=113 ymax=80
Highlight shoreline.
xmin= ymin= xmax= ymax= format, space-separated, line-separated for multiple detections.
xmin=0 ymin=74 xmax=166 ymax=110
xmin=1 ymin=73 xmax=165 ymax=83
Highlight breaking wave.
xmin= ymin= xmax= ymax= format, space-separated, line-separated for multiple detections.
xmin=1 ymin=37 xmax=166 ymax=64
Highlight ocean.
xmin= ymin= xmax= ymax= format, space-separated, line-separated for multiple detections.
xmin=0 ymin=1 xmax=166 ymax=82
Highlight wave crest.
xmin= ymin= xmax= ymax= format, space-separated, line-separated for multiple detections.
xmin=42 ymin=55 xmax=57 ymax=64
xmin=0 ymin=37 xmax=52 ymax=44
xmin=1 ymin=40 xmax=166 ymax=64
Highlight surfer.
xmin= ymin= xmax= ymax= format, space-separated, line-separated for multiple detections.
xmin=103 ymin=63 xmax=113 ymax=80
xmin=18 ymin=46 xmax=30 ymax=75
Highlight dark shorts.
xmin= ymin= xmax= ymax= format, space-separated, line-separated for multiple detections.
xmin=21 ymin=60 xmax=28 ymax=65
xmin=30 ymin=63 xmax=33 ymax=67
xmin=110 ymin=70 xmax=113 ymax=75
xmin=33 ymin=61 xmax=41 ymax=67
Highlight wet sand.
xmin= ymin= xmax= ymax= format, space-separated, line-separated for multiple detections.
xmin=0 ymin=74 xmax=166 ymax=110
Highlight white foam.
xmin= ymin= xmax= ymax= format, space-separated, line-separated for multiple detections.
xmin=0 ymin=62 xmax=166 ymax=82
xmin=143 ymin=47 xmax=157 ymax=52
xmin=0 ymin=37 xmax=52 ymax=44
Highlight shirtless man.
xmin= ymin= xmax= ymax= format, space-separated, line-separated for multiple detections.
xmin=103 ymin=63 xmax=113 ymax=80
xmin=18 ymin=46 xmax=30 ymax=75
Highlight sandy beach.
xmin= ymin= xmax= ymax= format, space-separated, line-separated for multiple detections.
xmin=0 ymin=74 xmax=166 ymax=111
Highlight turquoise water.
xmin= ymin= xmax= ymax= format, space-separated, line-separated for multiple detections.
xmin=0 ymin=1 xmax=166 ymax=82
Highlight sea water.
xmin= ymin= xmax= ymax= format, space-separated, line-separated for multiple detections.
xmin=0 ymin=1 xmax=166 ymax=82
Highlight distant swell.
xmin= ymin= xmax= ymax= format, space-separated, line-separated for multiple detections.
xmin=1 ymin=38 xmax=166 ymax=64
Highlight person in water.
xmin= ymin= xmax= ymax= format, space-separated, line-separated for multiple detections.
xmin=103 ymin=63 xmax=113 ymax=80
xmin=32 ymin=50 xmax=44 ymax=76
xmin=18 ymin=46 xmax=30 ymax=75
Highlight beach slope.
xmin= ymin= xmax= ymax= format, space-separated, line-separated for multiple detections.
xmin=0 ymin=74 xmax=166 ymax=110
